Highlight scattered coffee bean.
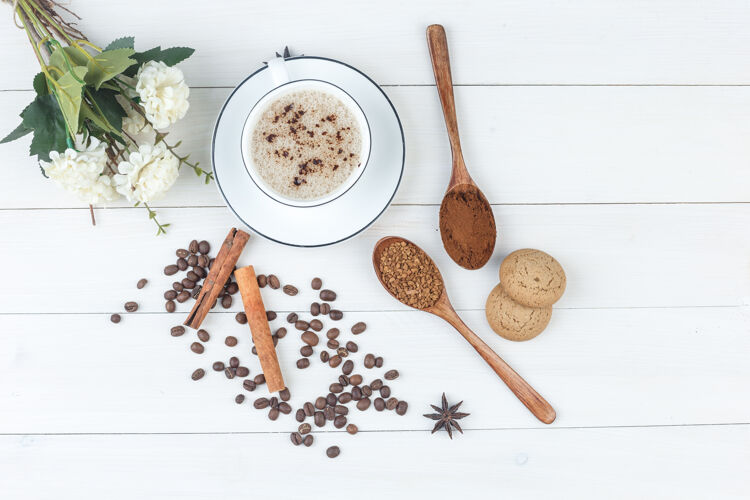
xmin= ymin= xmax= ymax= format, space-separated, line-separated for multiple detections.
xmin=337 ymin=347 xmax=349 ymax=358
xmin=176 ymin=291 xmax=190 ymax=303
xmin=251 ymin=346 xmax=258 ymax=355
xmin=212 ymin=361 xmax=225 ymax=371
xmin=386 ymin=397 xmax=399 ymax=410
xmin=275 ymin=327 xmax=287 ymax=339
xmin=326 ymin=328 xmax=340 ymax=339
xmin=329 ymin=383 xmax=344 ymax=393
xmin=225 ymin=367 xmax=236 ymax=379
xmin=286 ymin=312 xmax=298 ymax=323
xmin=295 ymin=409 xmax=306 ymax=422
xmin=329 ymin=355 xmax=342 ymax=368
xmin=364 ymin=354 xmax=375 ymax=368
xmin=268 ymin=275 xmax=280 ymax=289
xmin=334 ymin=415 xmax=347 ymax=428
xmin=193 ymin=266 xmax=207 ymax=279
xmin=351 ymin=322 xmax=367 ymax=335
xmin=290 ymin=432 xmax=303 ymax=446
xmin=124 ymin=301 xmax=138 ymax=313
xmin=296 ymin=358 xmax=310 ymax=369
xmin=374 ymin=397 xmax=386 ymax=411
xmin=304 ymin=402 xmax=315 ymax=416
xmin=303 ymin=435 xmax=314 ymax=447
xmin=176 ymin=248 xmax=189 ymax=258
xmin=182 ymin=278 xmax=196 ymax=289
xmin=170 ymin=326 xmax=186 ymax=337
xmin=177 ymin=258 xmax=188 ymax=271
xmin=190 ymin=342 xmax=204 ymax=354
xmin=279 ymin=387 xmax=291 ymax=401
xmin=342 ymin=360 xmax=354 ymax=375
xmin=330 ymin=310 xmax=343 ymax=320
xmin=221 ymin=295 xmax=232 ymax=309
xmin=396 ymin=401 xmax=408 ymax=415
xmin=380 ymin=386 xmax=391 ymax=398
xmin=254 ymin=397 xmax=270 ymax=409
xmin=283 ymin=285 xmax=298 ymax=296
xmin=192 ymin=287 xmax=202 ymax=299
xmin=327 ymin=339 xmax=339 ymax=349
xmin=225 ymin=336 xmax=238 ymax=347
xmin=269 ymin=397 xmax=279 ymax=408
xmin=198 ymin=240 xmax=210 ymax=254
xmin=313 ymin=397 xmax=326 ymax=410
xmin=198 ymin=255 xmax=209 ymax=267
xmin=186 ymin=255 xmax=198 ymax=267
xmin=136 ymin=278 xmax=148 ymax=289
xmin=326 ymin=393 xmax=338 ymax=406
xmin=384 ymin=369 xmax=399 ymax=380
xmin=349 ymin=374 xmax=363 ymax=386
xmin=266 ymin=310 xmax=277 ymax=321
xmin=375 ymin=356 xmax=384 ymax=368
xmin=324 ymin=406 xmax=336 ymax=421
xmin=191 ymin=368 xmax=205 ymax=380
xmin=320 ymin=351 xmax=330 ymax=362
xmin=257 ymin=274 xmax=268 ymax=288
xmin=351 ymin=387 xmax=362 ymax=401
xmin=301 ymin=331 xmax=319 ymax=346
xmin=299 ymin=422 xmax=312 ymax=434
xmin=197 ymin=329 xmax=209 ymax=342
xmin=226 ymin=282 xmax=239 ymax=295
xmin=110 ymin=314 xmax=121 ymax=324
xmin=235 ymin=394 xmax=245 ymax=404
xmin=188 ymin=240 xmax=199 ymax=253
xmin=326 ymin=446 xmax=340 ymax=458
xmin=346 ymin=424 xmax=358 ymax=435
xmin=357 ymin=398 xmax=371 ymax=411
xmin=235 ymin=313 xmax=247 ymax=324
xmin=165 ymin=300 xmax=176 ymax=312
xmin=338 ymin=392 xmax=352 ymax=404
xmin=335 ymin=405 xmax=349 ymax=415
xmin=311 ymin=277 xmax=322 ymax=290
xmin=164 ymin=290 xmax=177 ymax=300
xmin=243 ymin=379 xmax=256 ymax=391
xmin=236 ymin=366 xmax=250 ymax=377
xmin=230 ymin=357 xmax=240 ymax=368
xmin=320 ymin=290 xmax=337 ymax=301
xmin=314 ymin=411 xmax=325 ymax=427
xmin=172 ymin=282 xmax=183 ymax=292
xmin=370 ymin=378 xmax=383 ymax=390
xmin=279 ymin=402 xmax=292 ymax=414
xmin=320 ymin=303 xmax=331 ymax=315
xmin=300 ymin=345 xmax=313 ymax=357
xmin=362 ymin=385 xmax=373 ymax=397
xmin=310 ymin=302 xmax=320 ymax=316
xmin=295 ymin=320 xmax=310 ymax=331
xmin=187 ymin=270 xmax=200 ymax=282
xmin=254 ymin=373 xmax=265 ymax=384
xmin=309 ymin=319 xmax=323 ymax=331
xmin=345 ymin=341 xmax=358 ymax=352
xmin=164 ymin=265 xmax=178 ymax=276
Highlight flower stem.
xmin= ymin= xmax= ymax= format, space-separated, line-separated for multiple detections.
xmin=143 ymin=202 xmax=169 ymax=235
xmin=154 ymin=132 xmax=214 ymax=184
xmin=89 ymin=204 xmax=96 ymax=226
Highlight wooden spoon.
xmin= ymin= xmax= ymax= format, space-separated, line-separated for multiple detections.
xmin=427 ymin=24 xmax=497 ymax=270
xmin=372 ymin=236 xmax=556 ymax=424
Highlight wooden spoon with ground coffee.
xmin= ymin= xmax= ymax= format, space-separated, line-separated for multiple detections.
xmin=372 ymin=236 xmax=555 ymax=424
xmin=427 ymin=24 xmax=497 ymax=270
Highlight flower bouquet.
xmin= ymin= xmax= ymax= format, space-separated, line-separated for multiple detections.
xmin=1 ymin=0 xmax=211 ymax=233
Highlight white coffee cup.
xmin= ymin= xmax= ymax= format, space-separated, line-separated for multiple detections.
xmin=241 ymin=62 xmax=372 ymax=207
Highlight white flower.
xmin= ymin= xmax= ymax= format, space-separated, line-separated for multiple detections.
xmin=135 ymin=61 xmax=190 ymax=130
xmin=114 ymin=143 xmax=179 ymax=203
xmin=41 ymin=136 xmax=118 ymax=204
xmin=117 ymin=95 xmax=154 ymax=137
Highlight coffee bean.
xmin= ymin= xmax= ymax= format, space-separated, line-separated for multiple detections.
xmin=295 ymin=409 xmax=306 ymax=422
xmin=230 ymin=357 xmax=240 ymax=368
xmin=136 ymin=278 xmax=148 ymax=289
xmin=351 ymin=322 xmax=367 ymax=335
xmin=370 ymin=379 xmax=383 ymax=390
xmin=196 ymin=329 xmax=209 ymax=342
xmin=384 ymin=369 xmax=399 ymax=380
xmin=110 ymin=314 xmax=121 ymax=324
xmin=164 ymin=265 xmax=179 ymax=276
xmin=299 ymin=422 xmax=312 ymax=434
xmin=190 ymin=342 xmax=204 ymax=354
xmin=212 ymin=361 xmax=225 ymax=371
xmin=224 ymin=336 xmax=238 ymax=347
xmin=269 ymin=396 xmax=279 ymax=408
xmin=326 ymin=328 xmax=340 ymax=339
xmin=329 ymin=355 xmax=342 ymax=368
xmin=314 ymin=411 xmax=325 ymax=427
xmin=165 ymin=300 xmax=176 ymax=312
xmin=198 ymin=240 xmax=210 ymax=254
xmin=221 ymin=295 xmax=232 ymax=309
xmin=278 ymin=387 xmax=291 ymax=402
xmin=334 ymin=415 xmax=347 ymax=429
xmin=375 ymin=357 xmax=384 ymax=368
xmin=186 ymin=270 xmax=199 ymax=282
xmin=193 ymin=266 xmax=207 ymax=279
xmin=338 ymin=375 xmax=349 ymax=386
xmin=335 ymin=405 xmax=349 ymax=416
xmin=176 ymin=248 xmax=189 ymax=258
xmin=170 ymin=326 xmax=186 ymax=337
xmin=374 ymin=397 xmax=386 ymax=411
xmin=198 ymin=254 xmax=209 ymax=267
xmin=251 ymin=346 xmax=258 ymax=355
xmin=296 ymin=358 xmax=310 ymax=369
xmin=275 ymin=327 xmax=287 ymax=339
xmin=311 ymin=277 xmax=322 ymax=290
xmin=346 ymin=423 xmax=358 ymax=435
xmin=235 ymin=394 xmax=245 ymax=404
xmin=329 ymin=383 xmax=344 ymax=393
xmin=337 ymin=347 xmax=349 ymax=358
xmin=351 ymin=386 xmax=362 ymax=401
xmin=324 ymin=406 xmax=335 ymax=421
xmin=338 ymin=392 xmax=352 ymax=404
xmin=192 ymin=286 xmax=202 ymax=299
xmin=327 ymin=339 xmax=339 ymax=349
xmin=124 ymin=301 xmax=138 ymax=313
xmin=396 ymin=401 xmax=408 ymax=415
xmin=326 ymin=446 xmax=340 ymax=458
xmin=364 ymin=354 xmax=375 ymax=368
xmin=236 ymin=366 xmax=250 ymax=377
xmin=349 ymin=374 xmax=363 ymax=386
xmin=301 ymin=331 xmax=319 ymax=346
xmin=268 ymin=408 xmax=280 ymax=421
xmin=164 ymin=290 xmax=177 ymax=301
xmin=312 ymin=397 xmax=326 ymax=410
xmin=295 ymin=320 xmax=309 ymax=331
xmin=304 ymin=402 xmax=315 ymax=416
xmin=225 ymin=282 xmax=239 ymax=295
xmin=329 ymin=392 xmax=340 ymax=405
xmin=321 ymin=303 xmax=331 ymax=315
xmin=309 ymin=319 xmax=323 ymax=332
xmin=361 ymin=385 xmax=373 ymax=397
xmin=290 ymin=432 xmax=303 ymax=446
xmin=330 ymin=310 xmax=343 ymax=320
xmin=268 ymin=275 xmax=280 ymax=289
xmin=300 ymin=345 xmax=313 ymax=357
xmin=266 ymin=310 xmax=276 ymax=321
xmin=345 ymin=341 xmax=358 ymax=352
xmin=286 ymin=312 xmax=298 ymax=323
xmin=257 ymin=274 xmax=268 ymax=288
xmin=177 ymin=258 xmax=188 ymax=271
xmin=282 ymin=285 xmax=298 ymax=296
xmin=254 ymin=373 xmax=265 ymax=384
xmin=186 ymin=254 xmax=198 ymax=267
xmin=357 ymin=397 xmax=371 ymax=411
xmin=235 ymin=313 xmax=247 ymax=324
xmin=386 ymin=397 xmax=399 ymax=410
xmin=320 ymin=351 xmax=330 ymax=362
xmin=254 ymin=397 xmax=270 ymax=409
xmin=310 ymin=302 xmax=320 ymax=316
xmin=188 ymin=240 xmax=199 ymax=253
xmin=303 ymin=435 xmax=314 ymax=447
xmin=181 ymin=278 xmax=196 ymax=289
xmin=319 ymin=289 xmax=337 ymax=301
xmin=191 ymin=368 xmax=205 ymax=381
xmin=176 ymin=291 xmax=190 ymax=303
xmin=278 ymin=402 xmax=292 ymax=414
xmin=342 ymin=360 xmax=353 ymax=375
xmin=172 ymin=282 xmax=183 ymax=292
xmin=380 ymin=386 xmax=391 ymax=398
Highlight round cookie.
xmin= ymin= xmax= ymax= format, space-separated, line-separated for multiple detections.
xmin=499 ymin=249 xmax=566 ymax=307
xmin=485 ymin=283 xmax=552 ymax=341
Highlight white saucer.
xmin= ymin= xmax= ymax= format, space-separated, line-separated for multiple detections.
xmin=212 ymin=56 xmax=405 ymax=247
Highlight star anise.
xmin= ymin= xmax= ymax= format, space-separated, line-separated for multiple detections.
xmin=423 ymin=393 xmax=469 ymax=439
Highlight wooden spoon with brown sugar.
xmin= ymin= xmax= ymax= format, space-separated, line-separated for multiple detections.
xmin=427 ymin=24 xmax=497 ymax=270
xmin=372 ymin=236 xmax=556 ymax=424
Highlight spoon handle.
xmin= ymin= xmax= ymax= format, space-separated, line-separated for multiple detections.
xmin=427 ymin=24 xmax=467 ymax=173
xmin=441 ymin=309 xmax=556 ymax=424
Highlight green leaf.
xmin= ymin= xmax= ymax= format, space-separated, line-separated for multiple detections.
xmin=87 ymin=88 xmax=127 ymax=132
xmin=21 ymin=95 xmax=69 ymax=161
xmin=49 ymin=46 xmax=90 ymax=72
xmin=154 ymin=46 xmax=194 ymax=66
xmin=105 ymin=36 xmax=135 ymax=51
xmin=0 ymin=122 xmax=31 ymax=143
xmin=33 ymin=72 xmax=49 ymax=96
xmin=85 ymin=48 xmax=137 ymax=89
xmin=122 ymin=46 xmax=161 ymax=77
xmin=56 ymin=66 xmax=88 ymax=134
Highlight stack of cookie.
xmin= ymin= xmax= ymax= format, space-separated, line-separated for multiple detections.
xmin=485 ymin=249 xmax=566 ymax=341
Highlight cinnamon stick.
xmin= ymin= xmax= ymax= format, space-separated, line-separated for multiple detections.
xmin=184 ymin=228 xmax=250 ymax=329
xmin=235 ymin=265 xmax=285 ymax=392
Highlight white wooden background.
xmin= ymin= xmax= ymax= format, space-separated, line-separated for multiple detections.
xmin=2 ymin=1 xmax=750 ymax=498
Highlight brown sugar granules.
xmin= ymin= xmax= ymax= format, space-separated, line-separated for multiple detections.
xmin=378 ymin=241 xmax=443 ymax=309
xmin=439 ymin=188 xmax=496 ymax=270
